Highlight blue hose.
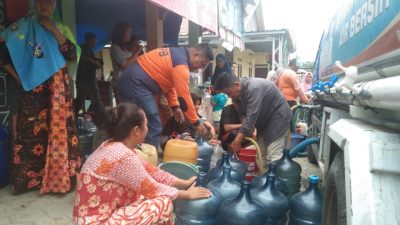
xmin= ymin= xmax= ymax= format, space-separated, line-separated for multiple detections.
xmin=289 ymin=137 xmax=320 ymax=158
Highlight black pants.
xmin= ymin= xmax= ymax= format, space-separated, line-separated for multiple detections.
xmin=74 ymin=79 xmax=105 ymax=126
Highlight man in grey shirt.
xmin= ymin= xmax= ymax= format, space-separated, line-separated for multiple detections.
xmin=214 ymin=72 xmax=292 ymax=169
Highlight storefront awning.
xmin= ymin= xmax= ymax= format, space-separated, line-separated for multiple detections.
xmin=148 ymin=0 xmax=218 ymax=34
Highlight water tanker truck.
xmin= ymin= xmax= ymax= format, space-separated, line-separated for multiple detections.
xmin=308 ymin=0 xmax=400 ymax=224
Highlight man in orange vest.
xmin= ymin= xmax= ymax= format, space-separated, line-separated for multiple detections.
xmin=117 ymin=43 xmax=214 ymax=148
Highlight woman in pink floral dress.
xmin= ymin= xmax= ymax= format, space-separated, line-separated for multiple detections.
xmin=73 ymin=103 xmax=211 ymax=224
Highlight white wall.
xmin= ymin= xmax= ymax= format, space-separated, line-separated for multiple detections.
xmin=232 ymin=48 xmax=267 ymax=78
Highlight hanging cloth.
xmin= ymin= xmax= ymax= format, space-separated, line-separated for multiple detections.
xmin=1 ymin=15 xmax=66 ymax=91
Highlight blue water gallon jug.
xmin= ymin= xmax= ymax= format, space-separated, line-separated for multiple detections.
xmin=251 ymin=163 xmax=289 ymax=196
xmin=207 ymin=165 xmax=240 ymax=201
xmin=276 ymin=149 xmax=302 ymax=198
xmin=207 ymin=152 xmax=245 ymax=182
xmin=289 ymin=175 xmax=323 ymax=225
xmin=251 ymin=174 xmax=289 ymax=225
xmin=197 ymin=138 xmax=214 ymax=173
xmin=218 ymin=181 xmax=266 ymax=225
xmin=217 ymin=153 xmax=247 ymax=178
xmin=0 ymin=126 xmax=9 ymax=187
xmin=175 ymin=172 xmax=222 ymax=225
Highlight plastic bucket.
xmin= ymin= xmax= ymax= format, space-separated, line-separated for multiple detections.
xmin=238 ymin=148 xmax=258 ymax=181
xmin=158 ymin=161 xmax=199 ymax=180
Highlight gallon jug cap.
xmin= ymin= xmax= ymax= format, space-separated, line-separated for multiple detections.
xmin=241 ymin=180 xmax=251 ymax=187
xmin=309 ymin=175 xmax=319 ymax=184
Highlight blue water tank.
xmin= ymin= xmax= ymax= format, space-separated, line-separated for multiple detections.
xmin=289 ymin=175 xmax=323 ymax=225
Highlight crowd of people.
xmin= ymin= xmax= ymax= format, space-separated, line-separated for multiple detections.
xmin=0 ymin=0 xmax=314 ymax=223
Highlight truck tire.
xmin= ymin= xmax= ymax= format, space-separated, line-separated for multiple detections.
xmin=322 ymin=151 xmax=347 ymax=225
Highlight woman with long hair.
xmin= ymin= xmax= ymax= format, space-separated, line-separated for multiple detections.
xmin=110 ymin=22 xmax=140 ymax=103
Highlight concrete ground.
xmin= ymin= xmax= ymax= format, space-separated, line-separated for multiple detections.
xmin=0 ymin=156 xmax=322 ymax=225
xmin=0 ymin=186 xmax=74 ymax=225
xmin=293 ymin=157 xmax=324 ymax=191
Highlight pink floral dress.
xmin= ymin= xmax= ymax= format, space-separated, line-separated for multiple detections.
xmin=73 ymin=141 xmax=178 ymax=224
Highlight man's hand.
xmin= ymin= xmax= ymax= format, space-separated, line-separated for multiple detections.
xmin=229 ymin=139 xmax=242 ymax=154
xmin=196 ymin=124 xmax=208 ymax=137
xmin=173 ymin=108 xmax=184 ymax=123
xmin=229 ymin=132 xmax=245 ymax=153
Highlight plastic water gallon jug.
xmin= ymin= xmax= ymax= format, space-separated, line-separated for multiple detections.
xmin=218 ymin=181 xmax=266 ymax=225
xmin=207 ymin=152 xmax=245 ymax=183
xmin=209 ymin=142 xmax=223 ymax=169
xmin=197 ymin=138 xmax=213 ymax=173
xmin=78 ymin=129 xmax=95 ymax=160
xmin=207 ymin=165 xmax=240 ymax=201
xmin=0 ymin=126 xmax=9 ymax=187
xmin=175 ymin=172 xmax=222 ymax=225
xmin=78 ymin=117 xmax=97 ymax=159
xmin=251 ymin=174 xmax=289 ymax=225
xmin=216 ymin=153 xmax=247 ymax=178
xmin=251 ymin=163 xmax=289 ymax=196
xmin=289 ymin=175 xmax=323 ymax=225
xmin=163 ymin=139 xmax=198 ymax=164
xmin=276 ymin=149 xmax=302 ymax=198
